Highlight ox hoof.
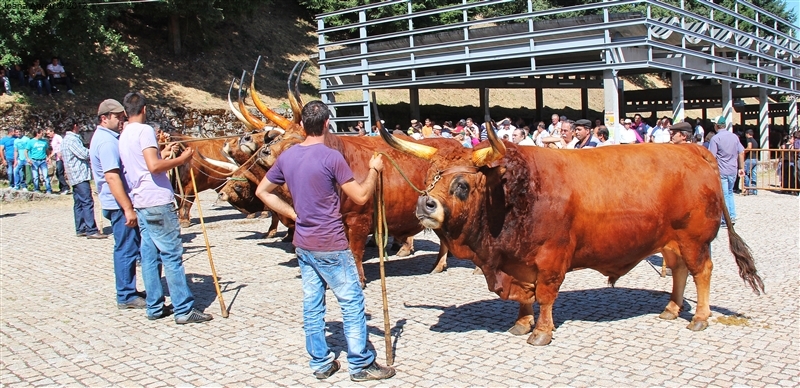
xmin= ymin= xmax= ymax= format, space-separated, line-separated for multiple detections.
xmin=658 ymin=310 xmax=679 ymax=320
xmin=396 ymin=247 xmax=413 ymax=257
xmin=472 ymin=267 xmax=484 ymax=275
xmin=526 ymin=332 xmax=552 ymax=346
xmin=179 ymin=220 xmax=192 ymax=228
xmin=281 ymin=234 xmax=294 ymax=243
xmin=429 ymin=265 xmax=447 ymax=274
xmin=266 ymin=229 xmax=278 ymax=239
xmin=686 ymin=320 xmax=708 ymax=332
xmin=246 ymin=213 xmax=257 ymax=219
xmin=507 ymin=323 xmax=532 ymax=336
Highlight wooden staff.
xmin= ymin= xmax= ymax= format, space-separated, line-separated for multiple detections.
xmin=189 ymin=168 xmax=229 ymax=318
xmin=374 ymin=155 xmax=393 ymax=366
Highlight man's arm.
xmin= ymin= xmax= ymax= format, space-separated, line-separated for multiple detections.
xmin=339 ymin=154 xmax=384 ymax=205
xmin=0 ymin=145 xmax=6 ymax=165
xmin=255 ymin=178 xmax=297 ymax=221
xmin=104 ymin=169 xmax=137 ymax=227
xmin=142 ymin=146 xmax=194 ymax=174
xmin=66 ymin=138 xmax=90 ymax=160
xmin=738 ymin=151 xmax=745 ymax=177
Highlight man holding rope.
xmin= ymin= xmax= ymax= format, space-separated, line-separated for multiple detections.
xmin=255 ymin=100 xmax=395 ymax=382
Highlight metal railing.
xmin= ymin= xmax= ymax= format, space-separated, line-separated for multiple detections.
xmin=743 ymin=149 xmax=800 ymax=193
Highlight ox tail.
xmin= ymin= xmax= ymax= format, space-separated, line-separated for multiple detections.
xmin=721 ymin=202 xmax=765 ymax=295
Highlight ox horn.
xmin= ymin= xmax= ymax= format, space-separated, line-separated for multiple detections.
xmin=228 ymin=78 xmax=256 ymax=131
xmin=197 ymin=150 xmax=239 ymax=173
xmin=238 ymin=70 xmax=267 ymax=129
xmin=471 ymin=115 xmax=506 ymax=167
xmin=373 ymin=92 xmax=437 ymax=160
xmin=288 ymin=61 xmax=306 ymax=124
xmin=250 ymin=56 xmax=292 ymax=130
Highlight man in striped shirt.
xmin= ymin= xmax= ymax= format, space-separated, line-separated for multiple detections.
xmin=61 ymin=118 xmax=101 ymax=238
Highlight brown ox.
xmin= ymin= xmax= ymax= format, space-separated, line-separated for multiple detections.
xmin=381 ymin=123 xmax=764 ymax=346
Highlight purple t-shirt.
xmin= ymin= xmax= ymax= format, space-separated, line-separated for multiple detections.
xmin=708 ymin=129 xmax=744 ymax=176
xmin=266 ymin=143 xmax=354 ymax=251
xmin=118 ymin=122 xmax=175 ymax=208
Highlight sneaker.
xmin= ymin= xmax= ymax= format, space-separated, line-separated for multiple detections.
xmin=147 ymin=304 xmax=174 ymax=320
xmin=67 ymin=89 xmax=75 ymax=96
xmin=117 ymin=296 xmax=146 ymax=309
xmin=175 ymin=308 xmax=213 ymax=324
xmin=46 ymin=191 xmax=52 ymax=194
xmin=350 ymin=361 xmax=396 ymax=382
xmin=20 ymin=187 xmax=28 ymax=192
xmin=60 ymin=190 xmax=71 ymax=195
xmin=86 ymin=233 xmax=109 ymax=239
xmin=314 ymin=360 xmax=340 ymax=380
xmin=76 ymin=232 xmax=87 ymax=237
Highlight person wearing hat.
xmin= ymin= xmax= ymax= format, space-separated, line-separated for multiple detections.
xmin=618 ymin=118 xmax=638 ymax=144
xmin=574 ymin=119 xmax=598 ymax=148
xmin=707 ymin=115 xmax=744 ymax=227
xmin=669 ymin=122 xmax=693 ymax=144
xmin=89 ymin=98 xmax=148 ymax=313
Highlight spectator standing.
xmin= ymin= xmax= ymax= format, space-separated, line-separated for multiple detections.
xmin=708 ymin=116 xmax=744 ymax=227
xmin=650 ymin=117 xmax=672 ymax=143
xmin=632 ymin=114 xmax=651 ymax=142
xmin=703 ymin=131 xmax=715 ymax=149
xmin=118 ymin=92 xmax=212 ymax=324
xmin=46 ymin=127 xmax=69 ymax=194
xmin=91 ymin=99 xmax=149 ymax=315
xmin=0 ymin=128 xmax=18 ymax=184
xmin=27 ymin=129 xmax=52 ymax=194
xmin=574 ymin=119 xmax=599 ymax=148
xmin=28 ymin=59 xmax=52 ymax=96
xmin=669 ymin=122 xmax=693 ymax=144
xmin=743 ymin=129 xmax=758 ymax=195
xmin=694 ymin=118 xmax=705 ymax=143
xmin=46 ymin=57 xmax=75 ymax=96
xmin=62 ymin=119 xmax=101 ymax=237
xmin=13 ymin=130 xmax=31 ymax=190
xmin=255 ymin=100 xmax=396 ymax=382
xmin=618 ymin=119 xmax=637 ymax=144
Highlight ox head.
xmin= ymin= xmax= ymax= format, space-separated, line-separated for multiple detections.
xmin=217 ymin=145 xmax=271 ymax=214
xmin=379 ymin=115 xmax=507 ymax=231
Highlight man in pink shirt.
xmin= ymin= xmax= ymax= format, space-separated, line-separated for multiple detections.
xmin=46 ymin=127 xmax=69 ymax=194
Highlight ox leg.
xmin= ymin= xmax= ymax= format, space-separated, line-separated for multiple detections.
xmin=283 ymin=227 xmax=295 ymax=243
xmin=345 ymin=221 xmax=371 ymax=289
xmin=396 ymin=236 xmax=415 ymax=257
xmin=178 ymin=195 xmax=194 ymax=228
xmin=508 ymin=303 xmax=534 ymax=336
xmin=527 ymin=271 xmax=563 ymax=346
xmin=659 ymin=249 xmax=689 ymax=321
xmin=686 ymin=245 xmax=712 ymax=331
xmin=429 ymin=243 xmax=449 ymax=273
xmin=266 ymin=214 xmax=279 ymax=238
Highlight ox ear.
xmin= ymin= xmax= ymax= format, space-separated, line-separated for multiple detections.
xmin=472 ymin=120 xmax=506 ymax=167
xmin=251 ymin=57 xmax=292 ymax=130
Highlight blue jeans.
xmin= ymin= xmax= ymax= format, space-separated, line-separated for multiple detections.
xmin=136 ymin=204 xmax=194 ymax=318
xmin=744 ymin=159 xmax=757 ymax=195
xmin=30 ymin=77 xmax=51 ymax=95
xmin=295 ymin=247 xmax=374 ymax=374
xmin=31 ymin=159 xmax=51 ymax=192
xmin=55 ymin=160 xmax=68 ymax=192
xmin=103 ymin=207 xmax=142 ymax=304
xmin=73 ymin=181 xmax=99 ymax=235
xmin=720 ymin=175 xmax=737 ymax=223
xmin=13 ymin=159 xmax=26 ymax=189
xmin=5 ymin=162 xmax=13 ymax=187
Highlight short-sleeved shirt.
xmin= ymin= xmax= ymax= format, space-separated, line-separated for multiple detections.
xmin=50 ymin=133 xmax=63 ymax=160
xmin=62 ymin=131 xmax=92 ymax=185
xmin=90 ymin=126 xmax=127 ymax=210
xmin=118 ymin=122 xmax=174 ymax=208
xmin=746 ymin=138 xmax=758 ymax=160
xmin=0 ymin=135 xmax=16 ymax=161
xmin=28 ymin=138 xmax=49 ymax=160
xmin=14 ymin=136 xmax=30 ymax=160
xmin=708 ymin=129 xmax=744 ymax=176
xmin=46 ymin=63 xmax=65 ymax=78
xmin=266 ymin=143 xmax=354 ymax=251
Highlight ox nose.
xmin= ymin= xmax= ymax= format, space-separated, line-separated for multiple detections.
xmin=417 ymin=195 xmax=437 ymax=215
xmin=218 ymin=192 xmax=229 ymax=202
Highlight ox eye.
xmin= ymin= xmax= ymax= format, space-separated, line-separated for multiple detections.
xmin=233 ymin=185 xmax=243 ymax=194
xmin=450 ymin=177 xmax=469 ymax=201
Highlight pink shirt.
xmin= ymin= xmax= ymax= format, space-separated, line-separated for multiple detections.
xmin=118 ymin=122 xmax=174 ymax=208
xmin=50 ymin=134 xmax=63 ymax=160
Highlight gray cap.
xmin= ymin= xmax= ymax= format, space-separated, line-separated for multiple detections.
xmin=97 ymin=99 xmax=124 ymax=116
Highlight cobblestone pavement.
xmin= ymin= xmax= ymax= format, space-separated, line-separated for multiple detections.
xmin=1 ymin=189 xmax=798 ymax=387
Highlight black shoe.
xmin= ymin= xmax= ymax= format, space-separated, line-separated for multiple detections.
xmin=147 ymin=304 xmax=174 ymax=320
xmin=350 ymin=361 xmax=396 ymax=382
xmin=314 ymin=360 xmax=340 ymax=380
xmin=117 ymin=296 xmax=146 ymax=309
xmin=175 ymin=308 xmax=213 ymax=324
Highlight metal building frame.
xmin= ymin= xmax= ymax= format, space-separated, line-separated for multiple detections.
xmin=315 ymin=0 xmax=798 ymax=144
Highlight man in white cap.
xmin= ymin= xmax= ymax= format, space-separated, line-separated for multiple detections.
xmin=707 ymin=115 xmax=744 ymax=227
xmin=618 ymin=119 xmax=638 ymax=144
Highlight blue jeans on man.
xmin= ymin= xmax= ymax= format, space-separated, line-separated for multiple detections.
xmin=31 ymin=159 xmax=51 ymax=193
xmin=74 ymin=181 xmax=99 ymax=236
xmin=30 ymin=77 xmax=52 ymax=95
xmin=13 ymin=159 xmax=26 ymax=189
xmin=5 ymin=162 xmax=13 ymax=188
xmin=720 ymin=175 xmax=737 ymax=224
xmin=102 ymin=207 xmax=142 ymax=305
xmin=136 ymin=204 xmax=195 ymax=319
xmin=55 ymin=160 xmax=69 ymax=192
xmin=295 ymin=247 xmax=374 ymax=375
xmin=744 ymin=159 xmax=757 ymax=195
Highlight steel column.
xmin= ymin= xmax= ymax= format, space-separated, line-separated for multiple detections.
xmin=671 ymin=71 xmax=684 ymax=123
xmin=721 ymin=81 xmax=733 ymax=131
xmin=604 ymin=69 xmax=620 ymax=141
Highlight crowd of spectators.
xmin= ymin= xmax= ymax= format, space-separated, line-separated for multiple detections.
xmin=0 ymin=56 xmax=76 ymax=97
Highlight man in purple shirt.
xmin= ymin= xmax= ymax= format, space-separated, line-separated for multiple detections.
xmin=118 ymin=91 xmax=211 ymax=324
xmin=255 ymin=100 xmax=394 ymax=382
xmin=707 ymin=115 xmax=744 ymax=227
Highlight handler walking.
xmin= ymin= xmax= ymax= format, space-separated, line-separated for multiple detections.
xmin=255 ymin=100 xmax=395 ymax=382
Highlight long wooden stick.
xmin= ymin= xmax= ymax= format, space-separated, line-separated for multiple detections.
xmin=189 ymin=168 xmax=229 ymax=318
xmin=375 ymin=167 xmax=394 ymax=365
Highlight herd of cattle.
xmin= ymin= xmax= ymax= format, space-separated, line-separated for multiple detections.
xmin=164 ymin=59 xmax=764 ymax=346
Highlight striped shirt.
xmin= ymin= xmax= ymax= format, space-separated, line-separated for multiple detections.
xmin=61 ymin=131 xmax=92 ymax=186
